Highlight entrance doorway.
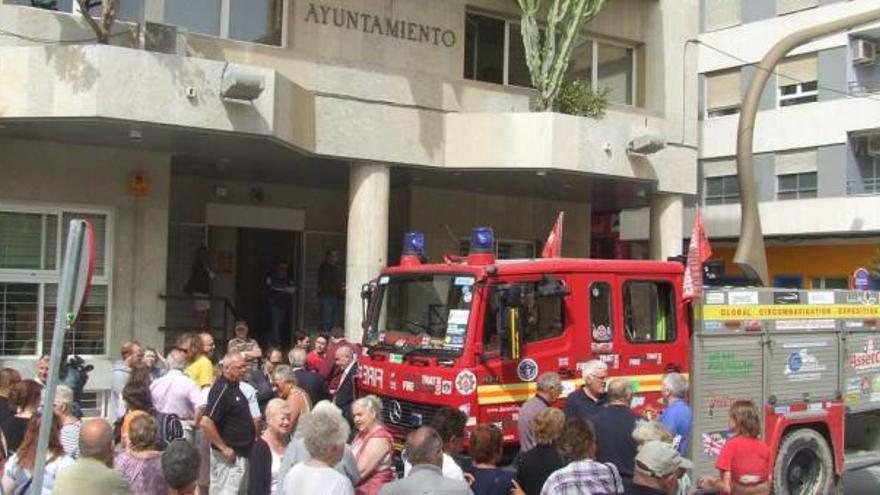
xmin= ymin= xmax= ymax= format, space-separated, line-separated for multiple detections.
xmin=235 ymin=228 xmax=302 ymax=349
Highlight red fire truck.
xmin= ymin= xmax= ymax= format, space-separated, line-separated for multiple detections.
xmin=357 ymin=227 xmax=880 ymax=494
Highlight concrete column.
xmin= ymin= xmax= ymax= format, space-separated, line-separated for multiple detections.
xmin=344 ymin=162 xmax=390 ymax=342
xmin=649 ymin=194 xmax=684 ymax=260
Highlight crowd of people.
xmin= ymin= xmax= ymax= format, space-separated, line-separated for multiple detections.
xmin=0 ymin=327 xmax=770 ymax=495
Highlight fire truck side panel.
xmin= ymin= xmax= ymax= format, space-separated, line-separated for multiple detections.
xmin=691 ymin=327 xmax=765 ymax=478
xmin=692 ymin=288 xmax=880 ymax=481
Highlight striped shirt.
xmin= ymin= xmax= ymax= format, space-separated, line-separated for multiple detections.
xmin=60 ymin=420 xmax=82 ymax=458
xmin=540 ymin=459 xmax=624 ymax=495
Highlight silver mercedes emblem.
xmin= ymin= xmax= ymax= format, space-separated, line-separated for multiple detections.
xmin=389 ymin=400 xmax=403 ymax=424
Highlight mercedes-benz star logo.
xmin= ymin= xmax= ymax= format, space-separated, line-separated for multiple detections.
xmin=389 ymin=400 xmax=403 ymax=424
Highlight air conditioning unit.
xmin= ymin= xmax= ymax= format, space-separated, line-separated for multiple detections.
xmin=867 ymin=135 xmax=880 ymax=157
xmin=852 ymin=38 xmax=876 ymax=65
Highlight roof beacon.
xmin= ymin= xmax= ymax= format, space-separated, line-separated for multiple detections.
xmin=468 ymin=227 xmax=495 ymax=265
xmin=401 ymin=231 xmax=425 ymax=266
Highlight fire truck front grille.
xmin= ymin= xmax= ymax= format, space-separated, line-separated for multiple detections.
xmin=379 ymin=397 xmax=437 ymax=430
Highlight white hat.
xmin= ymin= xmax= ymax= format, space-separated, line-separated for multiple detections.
xmin=635 ymin=440 xmax=694 ymax=478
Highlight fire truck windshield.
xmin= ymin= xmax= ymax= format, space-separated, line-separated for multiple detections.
xmin=364 ymin=273 xmax=475 ymax=356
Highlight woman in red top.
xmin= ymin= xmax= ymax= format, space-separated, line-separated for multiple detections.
xmin=699 ymin=400 xmax=771 ymax=495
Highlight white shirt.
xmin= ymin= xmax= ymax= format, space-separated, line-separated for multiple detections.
xmin=270 ymin=450 xmax=283 ymax=495
xmin=281 ymin=463 xmax=353 ymax=495
xmin=403 ymin=453 xmax=464 ymax=481
xmin=239 ymin=381 xmax=261 ymax=419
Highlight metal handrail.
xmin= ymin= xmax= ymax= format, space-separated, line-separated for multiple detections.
xmin=846 ymin=178 xmax=880 ymax=196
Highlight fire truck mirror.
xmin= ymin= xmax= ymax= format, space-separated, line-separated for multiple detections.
xmin=360 ymin=280 xmax=378 ymax=330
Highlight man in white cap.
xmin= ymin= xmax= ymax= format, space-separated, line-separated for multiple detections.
xmin=625 ymin=440 xmax=694 ymax=495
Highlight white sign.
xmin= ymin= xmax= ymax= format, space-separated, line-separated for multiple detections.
xmin=728 ymin=291 xmax=759 ymax=305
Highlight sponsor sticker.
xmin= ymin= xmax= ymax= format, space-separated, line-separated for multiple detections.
xmin=517 ymin=358 xmax=539 ymax=382
xmin=808 ymin=291 xmax=835 ymax=305
xmin=729 ymin=291 xmax=759 ymax=305
xmin=784 ymin=349 xmax=826 ymax=381
xmin=454 ymin=276 xmax=475 ymax=286
xmin=705 ymin=292 xmax=726 ymax=305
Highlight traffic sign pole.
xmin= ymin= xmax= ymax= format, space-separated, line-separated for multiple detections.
xmin=32 ymin=220 xmax=94 ymax=494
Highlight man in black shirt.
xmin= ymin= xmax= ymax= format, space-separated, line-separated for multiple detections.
xmin=201 ymin=351 xmax=255 ymax=495
xmin=591 ymin=378 xmax=641 ymax=482
xmin=563 ymin=359 xmax=607 ymax=421
xmin=317 ymin=248 xmax=344 ymax=332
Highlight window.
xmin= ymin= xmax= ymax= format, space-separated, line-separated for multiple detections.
xmin=597 ymin=42 xmax=635 ymax=105
xmin=0 ymin=205 xmax=111 ymax=356
xmin=164 ymin=0 xmax=283 ymax=46
xmin=464 ymin=11 xmax=639 ymax=102
xmin=777 ymin=0 xmax=819 ymax=16
xmin=623 ymin=281 xmax=676 ymax=343
xmin=811 ymin=277 xmax=848 ymax=289
xmin=704 ymin=0 xmax=741 ymax=32
xmin=482 ymin=282 xmax=564 ymax=347
xmin=705 ymin=175 xmax=740 ymax=205
xmin=565 ymin=37 xmax=637 ymax=105
xmin=706 ymin=69 xmax=741 ymax=117
xmin=589 ymin=282 xmax=613 ymax=342
xmin=464 ymin=12 xmax=532 ymax=88
xmin=858 ymin=156 xmax=880 ymax=194
xmin=778 ymin=54 xmax=818 ymax=106
xmin=777 ymin=172 xmax=817 ymax=200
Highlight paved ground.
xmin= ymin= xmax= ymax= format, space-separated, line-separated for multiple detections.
xmin=843 ymin=463 xmax=880 ymax=494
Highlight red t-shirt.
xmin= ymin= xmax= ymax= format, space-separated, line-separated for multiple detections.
xmin=305 ymin=350 xmax=325 ymax=372
xmin=715 ymin=435 xmax=770 ymax=494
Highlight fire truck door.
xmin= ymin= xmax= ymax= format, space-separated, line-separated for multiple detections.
xmin=616 ymin=278 xmax=684 ymax=418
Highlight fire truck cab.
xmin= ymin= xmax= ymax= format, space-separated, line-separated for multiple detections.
xmin=357 ymin=228 xmax=688 ymax=446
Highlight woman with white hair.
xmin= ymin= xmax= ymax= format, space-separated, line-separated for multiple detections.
xmin=280 ymin=404 xmax=353 ymax=495
xmin=52 ymin=384 xmax=82 ymax=458
xmin=350 ymin=395 xmax=394 ymax=495
xmin=249 ymin=398 xmax=293 ymax=495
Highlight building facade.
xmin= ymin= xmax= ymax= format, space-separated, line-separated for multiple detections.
xmin=0 ymin=0 xmax=697 ymax=409
xmin=623 ymin=0 xmax=880 ymax=289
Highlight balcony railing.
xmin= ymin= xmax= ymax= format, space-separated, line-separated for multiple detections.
xmin=846 ymin=177 xmax=880 ymax=196
xmin=849 ymin=79 xmax=880 ymax=96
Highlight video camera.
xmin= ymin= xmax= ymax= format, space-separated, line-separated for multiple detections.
xmin=59 ymin=353 xmax=93 ymax=418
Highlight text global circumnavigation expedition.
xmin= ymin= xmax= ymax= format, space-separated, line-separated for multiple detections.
xmin=304 ymin=2 xmax=457 ymax=48
xmin=702 ymin=304 xmax=880 ymax=321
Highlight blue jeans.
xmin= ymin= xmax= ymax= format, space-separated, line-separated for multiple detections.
xmin=320 ymin=296 xmax=342 ymax=331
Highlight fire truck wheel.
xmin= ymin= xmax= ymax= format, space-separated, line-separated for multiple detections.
xmin=772 ymin=428 xmax=835 ymax=495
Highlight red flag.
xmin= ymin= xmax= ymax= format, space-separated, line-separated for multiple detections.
xmin=683 ymin=208 xmax=712 ymax=301
xmin=541 ymin=212 xmax=564 ymax=258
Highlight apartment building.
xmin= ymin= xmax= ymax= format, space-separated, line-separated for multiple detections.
xmin=623 ymin=0 xmax=880 ymax=289
xmin=0 ymin=0 xmax=698 ymax=406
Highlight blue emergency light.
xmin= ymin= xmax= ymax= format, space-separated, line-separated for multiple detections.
xmin=470 ymin=227 xmax=495 ymax=253
xmin=402 ymin=231 xmax=425 ymax=256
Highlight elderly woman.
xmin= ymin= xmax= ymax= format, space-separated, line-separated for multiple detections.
xmin=272 ymin=365 xmax=311 ymax=433
xmin=280 ymin=403 xmax=354 ymax=495
xmin=2 ymin=414 xmax=74 ymax=494
xmin=53 ymin=384 xmax=82 ymax=458
xmin=542 ymin=418 xmax=624 ymax=494
xmin=513 ymin=408 xmax=565 ymax=495
xmin=350 ymin=395 xmax=395 ymax=495
xmin=249 ymin=398 xmax=293 ymax=495
xmin=115 ymin=414 xmax=167 ymax=495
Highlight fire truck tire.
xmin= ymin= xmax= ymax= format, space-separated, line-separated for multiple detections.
xmin=772 ymin=428 xmax=835 ymax=495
